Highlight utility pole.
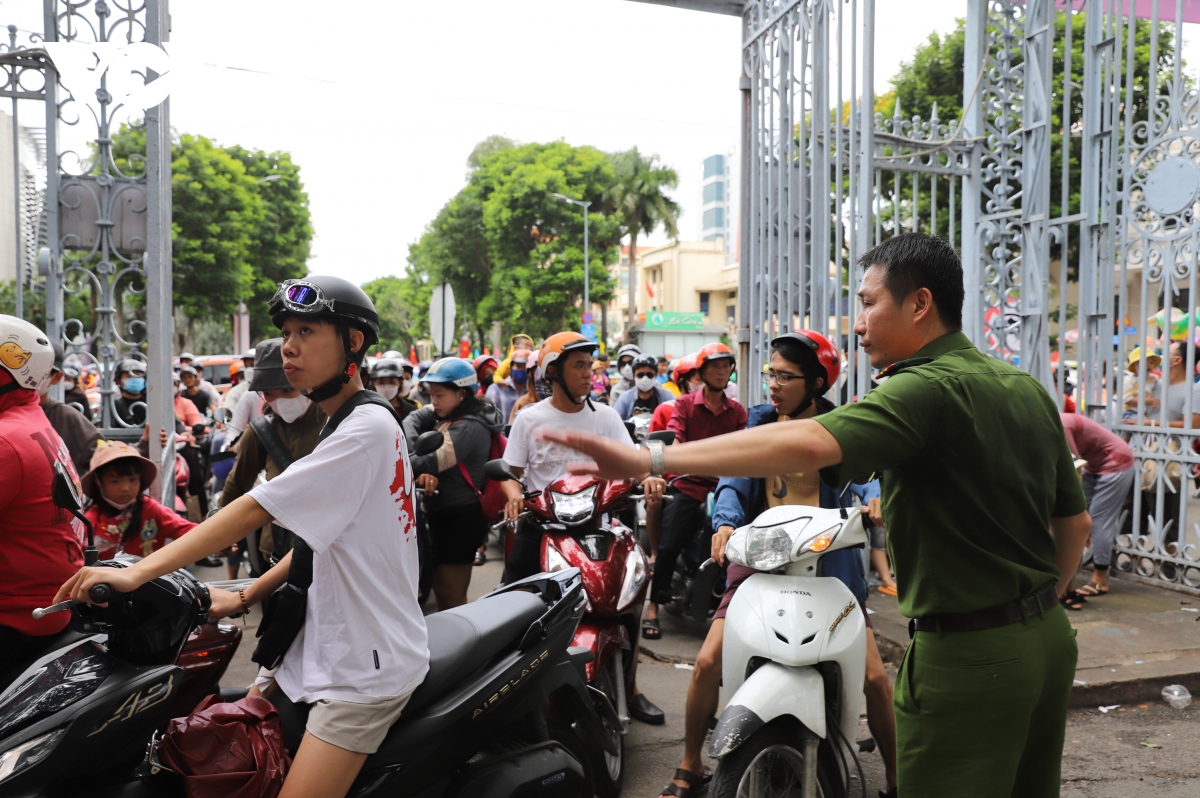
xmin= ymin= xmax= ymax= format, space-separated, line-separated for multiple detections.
xmin=551 ymin=192 xmax=593 ymax=337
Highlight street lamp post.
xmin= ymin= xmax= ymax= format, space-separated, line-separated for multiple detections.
xmin=551 ymin=192 xmax=592 ymax=334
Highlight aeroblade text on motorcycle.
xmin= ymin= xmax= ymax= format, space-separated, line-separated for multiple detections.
xmin=707 ymin=501 xmax=875 ymax=798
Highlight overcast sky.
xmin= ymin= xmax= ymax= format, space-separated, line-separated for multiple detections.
xmin=0 ymin=1 xmax=1029 ymax=285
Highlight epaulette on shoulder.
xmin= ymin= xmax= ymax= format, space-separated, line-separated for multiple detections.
xmin=875 ymin=356 xmax=934 ymax=380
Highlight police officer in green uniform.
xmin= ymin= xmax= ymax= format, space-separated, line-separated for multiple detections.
xmin=540 ymin=232 xmax=1092 ymax=798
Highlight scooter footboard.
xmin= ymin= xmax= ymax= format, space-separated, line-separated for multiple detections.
xmin=708 ymin=662 xmax=825 ymax=758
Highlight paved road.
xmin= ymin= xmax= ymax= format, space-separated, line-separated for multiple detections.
xmin=205 ymin=539 xmax=1200 ymax=797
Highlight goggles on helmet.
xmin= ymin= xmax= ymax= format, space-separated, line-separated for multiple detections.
xmin=271 ymin=279 xmax=338 ymax=316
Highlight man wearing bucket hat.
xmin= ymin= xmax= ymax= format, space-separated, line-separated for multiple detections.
xmin=221 ymin=337 xmax=327 ymax=565
xmin=80 ymin=440 xmax=196 ymax=559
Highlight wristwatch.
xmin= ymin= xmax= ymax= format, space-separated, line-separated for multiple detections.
xmin=646 ymin=439 xmax=666 ymax=478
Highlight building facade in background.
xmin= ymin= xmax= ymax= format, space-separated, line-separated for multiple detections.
xmin=700 ymin=152 xmax=733 ymax=264
xmin=0 ymin=110 xmax=47 ymax=285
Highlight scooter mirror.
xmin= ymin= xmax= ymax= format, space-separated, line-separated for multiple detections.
xmin=624 ymin=420 xmax=636 ymax=440
xmin=51 ymin=461 xmax=82 ymax=512
xmin=646 ymin=430 xmax=676 ymax=445
xmin=414 ymin=430 xmax=445 ymax=457
xmin=484 ymin=458 xmax=517 ymax=482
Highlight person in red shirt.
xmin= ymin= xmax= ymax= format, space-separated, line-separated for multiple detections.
xmin=1060 ymin=413 xmax=1136 ymax=600
xmin=0 ymin=315 xmax=85 ymax=668
xmin=80 ymin=440 xmax=196 ymax=559
xmin=642 ymin=343 xmax=747 ymax=640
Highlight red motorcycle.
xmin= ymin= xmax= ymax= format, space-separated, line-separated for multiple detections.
xmin=485 ymin=441 xmax=672 ymax=798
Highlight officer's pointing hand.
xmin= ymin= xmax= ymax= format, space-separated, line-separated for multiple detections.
xmin=538 ymin=428 xmax=645 ymax=480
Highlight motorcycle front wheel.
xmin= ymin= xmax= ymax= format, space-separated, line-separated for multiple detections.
xmin=709 ymin=720 xmax=837 ymax=798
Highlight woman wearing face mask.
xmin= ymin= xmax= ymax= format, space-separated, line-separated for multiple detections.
xmin=113 ymin=359 xmax=149 ymax=427
xmin=369 ymin=358 xmax=420 ymax=421
xmin=402 ymin=357 xmax=506 ymax=609
xmin=614 ymin=353 xmax=675 ymax=421
xmin=220 ymin=337 xmax=327 ymax=567
xmin=484 ymin=348 xmax=530 ymax=422
xmin=609 ymin=342 xmax=642 ymax=402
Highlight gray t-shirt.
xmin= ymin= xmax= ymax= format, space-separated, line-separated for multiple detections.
xmin=1152 ymin=379 xmax=1200 ymax=423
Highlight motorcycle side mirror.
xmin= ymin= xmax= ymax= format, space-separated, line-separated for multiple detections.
xmin=414 ymin=430 xmax=445 ymax=457
xmin=485 ymin=458 xmax=517 ymax=482
xmin=624 ymin=420 xmax=636 ymax=440
xmin=191 ymin=423 xmax=207 ymax=437
xmin=51 ymin=462 xmax=82 ymax=512
xmin=52 ymin=462 xmax=98 ymax=564
xmin=646 ymin=430 xmax=676 ymax=445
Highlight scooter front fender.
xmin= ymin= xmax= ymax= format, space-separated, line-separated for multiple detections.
xmin=708 ymin=662 xmax=825 ymax=758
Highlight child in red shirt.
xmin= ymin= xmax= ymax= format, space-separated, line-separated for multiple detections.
xmin=81 ymin=441 xmax=195 ymax=559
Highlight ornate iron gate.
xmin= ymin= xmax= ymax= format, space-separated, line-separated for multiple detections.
xmin=1 ymin=0 xmax=173 ymax=494
xmin=641 ymin=0 xmax=1198 ymax=593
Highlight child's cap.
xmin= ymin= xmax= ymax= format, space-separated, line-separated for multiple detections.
xmin=80 ymin=440 xmax=158 ymax=497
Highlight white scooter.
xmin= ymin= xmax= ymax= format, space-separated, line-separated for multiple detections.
xmin=708 ymin=501 xmax=873 ymax=798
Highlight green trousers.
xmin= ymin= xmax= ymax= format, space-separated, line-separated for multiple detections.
xmin=894 ymin=603 xmax=1077 ymax=797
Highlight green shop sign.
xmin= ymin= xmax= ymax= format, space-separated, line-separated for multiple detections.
xmin=643 ymin=311 xmax=706 ymax=331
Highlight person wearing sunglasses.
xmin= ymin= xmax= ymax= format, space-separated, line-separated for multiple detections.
xmin=58 ymin=275 xmax=429 ymax=798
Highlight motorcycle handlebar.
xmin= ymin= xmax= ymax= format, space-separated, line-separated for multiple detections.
xmin=89 ymin=583 xmax=113 ymax=605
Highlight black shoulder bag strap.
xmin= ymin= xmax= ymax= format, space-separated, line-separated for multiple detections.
xmin=252 ymin=391 xmax=401 ymax=668
xmin=250 ymin=415 xmax=296 ymax=472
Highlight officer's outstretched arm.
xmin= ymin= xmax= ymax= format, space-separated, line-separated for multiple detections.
xmin=541 ymin=419 xmax=843 ymax=481
xmin=1049 ymin=510 xmax=1092 ymax=599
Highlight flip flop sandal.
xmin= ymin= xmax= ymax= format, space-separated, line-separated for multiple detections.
xmin=877 ymin=584 xmax=898 ymax=597
xmin=657 ymin=768 xmax=705 ymax=798
xmin=642 ymin=617 xmax=662 ymax=640
xmin=473 ymin=551 xmax=486 ymax=567
xmin=1060 ymin=594 xmax=1085 ymax=611
xmin=1076 ymin=582 xmax=1108 ymax=596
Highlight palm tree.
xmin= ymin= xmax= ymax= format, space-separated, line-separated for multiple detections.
xmin=608 ymin=149 xmax=680 ymax=337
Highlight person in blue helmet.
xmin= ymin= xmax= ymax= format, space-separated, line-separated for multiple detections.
xmin=402 ymin=357 xmax=505 ymax=609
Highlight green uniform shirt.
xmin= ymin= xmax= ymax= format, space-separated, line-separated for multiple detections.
xmin=814 ymin=332 xmax=1087 ymax=619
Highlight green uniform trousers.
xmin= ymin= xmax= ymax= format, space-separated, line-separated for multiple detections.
xmin=894 ymin=603 xmax=1077 ymax=797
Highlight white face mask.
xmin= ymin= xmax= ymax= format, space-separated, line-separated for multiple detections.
xmin=376 ymin=383 xmax=400 ymax=401
xmin=635 ymin=375 xmax=657 ymax=393
xmin=619 ymin=364 xmax=633 ymax=380
xmin=103 ymin=493 xmax=139 ymax=511
xmin=687 ymin=380 xmax=704 ymax=394
xmin=402 ymin=377 xmax=413 ymax=394
xmin=242 ymin=367 xmax=254 ymax=382
xmin=270 ymin=395 xmax=311 ymax=423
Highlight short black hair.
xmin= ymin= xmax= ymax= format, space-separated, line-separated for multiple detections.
xmin=858 ymin=233 xmax=963 ymax=331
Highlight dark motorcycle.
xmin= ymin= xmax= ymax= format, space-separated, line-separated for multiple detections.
xmin=661 ymin=479 xmax=727 ymax=628
xmin=0 ymin=465 xmax=609 ymax=798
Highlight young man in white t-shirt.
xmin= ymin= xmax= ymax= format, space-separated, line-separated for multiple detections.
xmin=59 ymin=276 xmax=428 ymax=798
xmin=500 ymin=330 xmax=667 ymax=725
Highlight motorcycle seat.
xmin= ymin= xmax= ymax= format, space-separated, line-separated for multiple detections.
xmin=405 ymin=591 xmax=547 ymax=715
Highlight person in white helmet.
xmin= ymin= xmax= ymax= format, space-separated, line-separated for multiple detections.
xmin=0 ymin=316 xmax=86 ymax=668
xmin=609 ymin=342 xmax=642 ymax=402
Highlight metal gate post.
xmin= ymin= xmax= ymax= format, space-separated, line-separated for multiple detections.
xmin=960 ymin=0 xmax=987 ymax=350
xmin=144 ymin=0 xmax=173 ymax=497
xmin=1019 ymin=0 xmax=1054 ymax=392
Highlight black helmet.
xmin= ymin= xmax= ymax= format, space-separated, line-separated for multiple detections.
xmin=268 ymin=275 xmax=381 ymax=401
xmin=370 ymin=359 xmax=405 ymax=380
xmin=268 ymin=276 xmax=380 ymax=348
xmin=631 ymin=353 xmax=659 ymax=374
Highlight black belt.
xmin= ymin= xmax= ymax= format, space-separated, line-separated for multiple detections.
xmin=908 ymin=583 xmax=1060 ymax=638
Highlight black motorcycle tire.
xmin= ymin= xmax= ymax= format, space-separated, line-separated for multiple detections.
xmin=546 ymin=717 xmax=599 ymax=798
xmin=710 ymin=719 xmax=839 ymax=798
xmin=547 ymin=657 xmax=626 ymax=798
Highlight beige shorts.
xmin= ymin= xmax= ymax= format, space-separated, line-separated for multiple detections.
xmin=305 ymin=692 xmax=412 ymax=754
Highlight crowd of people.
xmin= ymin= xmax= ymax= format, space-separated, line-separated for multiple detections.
xmin=2 ymin=233 xmax=1149 ymax=798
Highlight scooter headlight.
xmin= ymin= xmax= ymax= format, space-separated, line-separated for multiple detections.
xmin=550 ymin=485 xmax=597 ymax=526
xmin=0 ymin=726 xmax=66 ymax=784
xmin=616 ymin=546 xmax=648 ymax=612
xmin=743 ymin=517 xmax=810 ymax=571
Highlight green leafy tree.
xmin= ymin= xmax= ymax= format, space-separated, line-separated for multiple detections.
xmin=468 ymin=140 xmax=621 ymax=339
xmin=407 ymin=194 xmax=494 ymax=346
xmin=362 ymin=273 xmax=432 ymax=353
xmin=225 ymin=146 xmax=313 ymax=341
xmin=606 ymin=148 xmax=680 ymax=332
